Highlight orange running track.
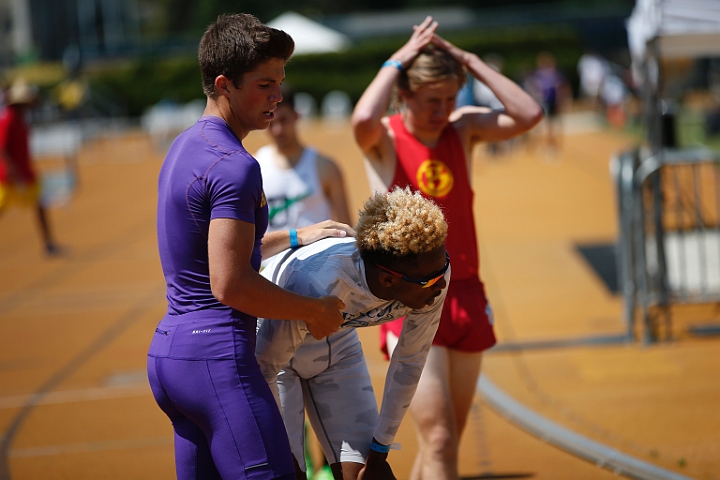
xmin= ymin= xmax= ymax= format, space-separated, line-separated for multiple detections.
xmin=1 ymin=115 xmax=718 ymax=479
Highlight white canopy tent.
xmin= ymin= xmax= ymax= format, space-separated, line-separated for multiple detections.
xmin=626 ymin=0 xmax=720 ymax=150
xmin=267 ymin=12 xmax=350 ymax=56
xmin=627 ymin=0 xmax=720 ymax=62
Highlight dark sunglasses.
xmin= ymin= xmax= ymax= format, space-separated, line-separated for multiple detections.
xmin=375 ymin=252 xmax=450 ymax=289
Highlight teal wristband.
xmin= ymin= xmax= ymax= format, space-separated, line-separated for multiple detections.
xmin=289 ymin=229 xmax=299 ymax=248
xmin=369 ymin=440 xmax=390 ymax=453
xmin=381 ymin=59 xmax=403 ymax=72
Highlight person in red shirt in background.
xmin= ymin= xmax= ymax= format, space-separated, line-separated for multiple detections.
xmin=0 ymin=79 xmax=62 ymax=256
xmin=352 ymin=17 xmax=543 ymax=479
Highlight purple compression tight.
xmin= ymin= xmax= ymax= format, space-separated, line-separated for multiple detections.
xmin=147 ymin=311 xmax=295 ymax=480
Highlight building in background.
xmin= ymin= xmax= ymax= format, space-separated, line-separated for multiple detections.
xmin=0 ymin=0 xmax=140 ymax=67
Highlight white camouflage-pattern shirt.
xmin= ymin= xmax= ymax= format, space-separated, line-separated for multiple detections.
xmin=256 ymin=237 xmax=448 ymax=445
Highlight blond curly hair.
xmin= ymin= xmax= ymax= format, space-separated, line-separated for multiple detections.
xmin=356 ymin=187 xmax=447 ymax=262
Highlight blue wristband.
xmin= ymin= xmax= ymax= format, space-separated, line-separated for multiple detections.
xmin=381 ymin=59 xmax=403 ymax=72
xmin=289 ymin=229 xmax=299 ymax=248
xmin=369 ymin=440 xmax=390 ymax=453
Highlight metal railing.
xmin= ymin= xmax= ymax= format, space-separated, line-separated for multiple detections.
xmin=614 ymin=146 xmax=720 ymax=342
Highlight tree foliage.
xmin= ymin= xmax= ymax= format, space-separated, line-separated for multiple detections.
xmin=138 ymin=0 xmax=634 ymax=36
xmin=88 ymin=22 xmax=585 ymax=117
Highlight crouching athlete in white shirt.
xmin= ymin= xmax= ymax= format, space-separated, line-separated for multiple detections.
xmin=256 ymin=187 xmax=450 ymax=480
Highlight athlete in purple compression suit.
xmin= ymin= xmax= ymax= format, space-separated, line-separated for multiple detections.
xmin=149 ymin=116 xmax=287 ymax=479
xmin=147 ymin=14 xmax=352 ymax=480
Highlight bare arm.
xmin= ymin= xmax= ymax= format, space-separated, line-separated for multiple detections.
xmin=260 ymin=220 xmax=355 ymax=259
xmin=318 ymin=155 xmax=352 ymax=225
xmin=209 ymin=218 xmax=345 ymax=339
xmin=351 ymin=16 xmax=438 ymax=155
xmin=361 ymin=279 xmax=448 ymax=480
xmin=431 ymin=33 xmax=544 ymax=142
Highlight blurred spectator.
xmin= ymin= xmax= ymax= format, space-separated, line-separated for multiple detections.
xmin=577 ymin=52 xmax=633 ymax=128
xmin=454 ymin=73 xmax=475 ymax=108
xmin=456 ymin=54 xmax=511 ymax=156
xmin=601 ymin=73 xmax=630 ymax=128
xmin=0 ymin=79 xmax=63 ymax=256
xmin=256 ymin=84 xmax=351 ymax=234
xmin=53 ymin=77 xmax=89 ymax=119
xmin=471 ymin=54 xmax=506 ymax=111
xmin=577 ymin=52 xmax=611 ymax=110
xmin=527 ymin=51 xmax=572 ymax=155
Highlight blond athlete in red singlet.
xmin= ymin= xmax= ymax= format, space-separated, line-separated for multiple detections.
xmin=352 ymin=16 xmax=543 ymax=479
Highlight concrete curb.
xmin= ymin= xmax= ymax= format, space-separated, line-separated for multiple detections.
xmin=477 ymin=376 xmax=694 ymax=480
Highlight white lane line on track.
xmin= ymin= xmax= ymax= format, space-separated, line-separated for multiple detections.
xmin=9 ymin=436 xmax=172 ymax=458
xmin=0 ymin=384 xmax=149 ymax=409
xmin=478 ymin=375 xmax=694 ymax=480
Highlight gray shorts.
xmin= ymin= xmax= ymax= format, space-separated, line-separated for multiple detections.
xmin=276 ymin=328 xmax=378 ymax=471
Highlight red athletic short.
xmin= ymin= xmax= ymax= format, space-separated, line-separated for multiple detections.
xmin=379 ymin=277 xmax=496 ymax=360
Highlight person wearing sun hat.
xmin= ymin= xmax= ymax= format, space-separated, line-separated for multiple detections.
xmin=0 ymin=78 xmax=63 ymax=256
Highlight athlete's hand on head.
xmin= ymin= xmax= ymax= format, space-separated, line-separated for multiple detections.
xmin=305 ymin=295 xmax=346 ymax=340
xmin=297 ymin=220 xmax=356 ymax=247
xmin=429 ymin=31 xmax=472 ymax=67
xmin=390 ymin=16 xmax=438 ymax=69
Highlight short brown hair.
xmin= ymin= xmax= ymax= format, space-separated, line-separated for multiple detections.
xmin=198 ymin=13 xmax=295 ymax=97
